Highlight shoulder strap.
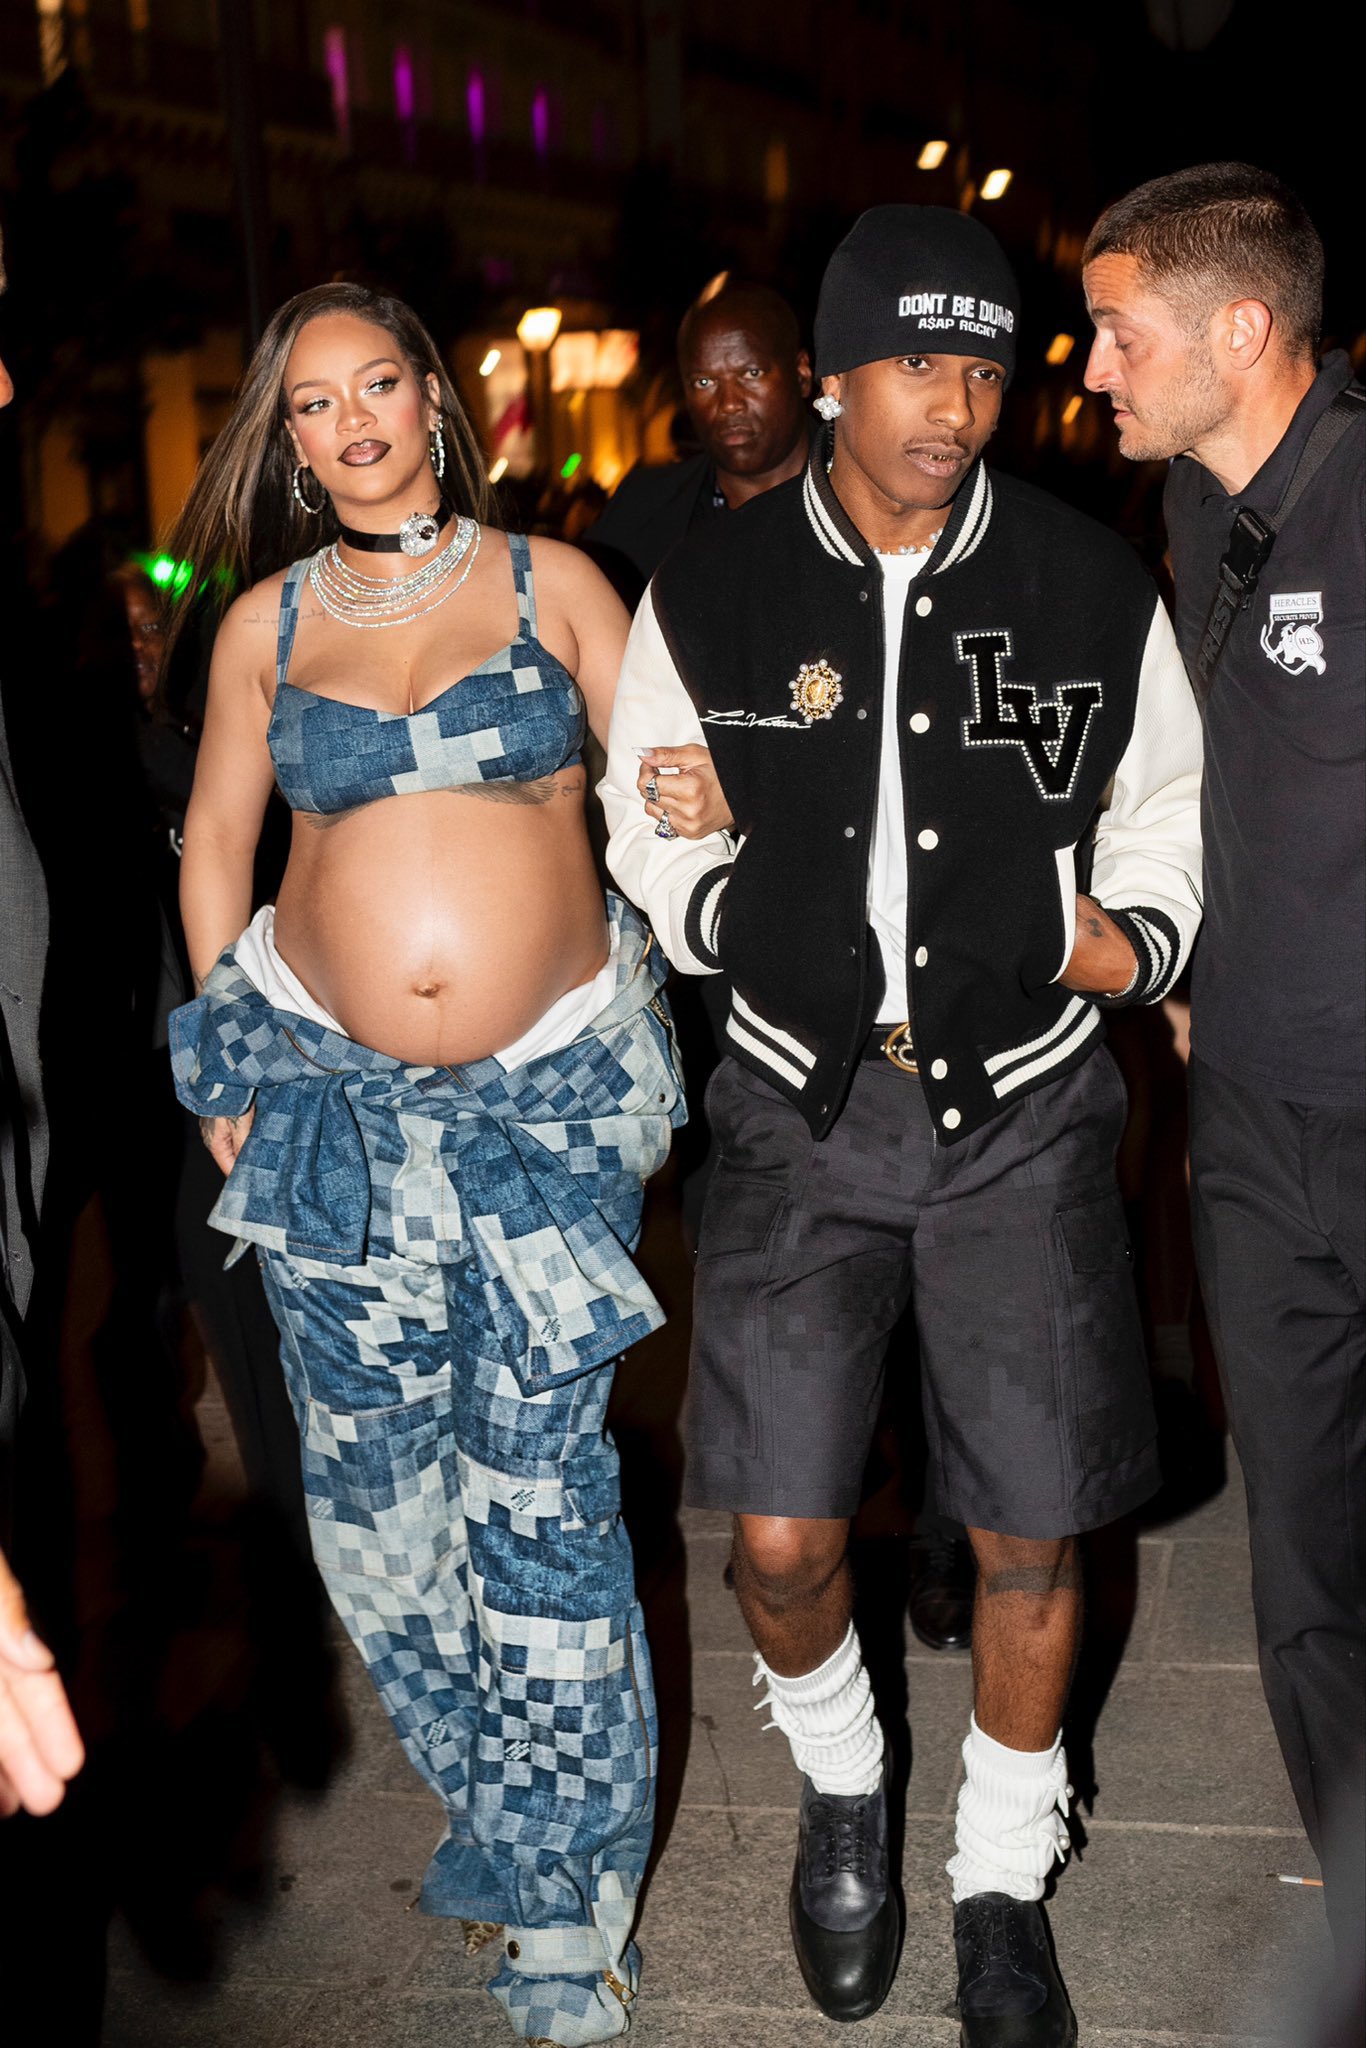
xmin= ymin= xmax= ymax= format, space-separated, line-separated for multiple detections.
xmin=1193 ymin=382 xmax=1365 ymax=705
xmin=276 ymin=558 xmax=309 ymax=687
xmin=506 ymin=530 xmax=537 ymax=638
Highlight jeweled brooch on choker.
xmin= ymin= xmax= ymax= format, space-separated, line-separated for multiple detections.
xmin=789 ymin=658 xmax=845 ymax=725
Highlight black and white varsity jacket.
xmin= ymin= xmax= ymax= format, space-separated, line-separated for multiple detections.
xmin=602 ymin=450 xmax=1203 ymax=1142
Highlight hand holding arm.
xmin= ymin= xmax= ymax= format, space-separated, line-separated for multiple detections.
xmin=0 ymin=1544 xmax=84 ymax=1818
xmin=636 ymin=744 xmax=734 ymax=839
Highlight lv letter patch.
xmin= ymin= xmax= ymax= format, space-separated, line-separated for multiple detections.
xmin=957 ymin=630 xmax=1101 ymax=801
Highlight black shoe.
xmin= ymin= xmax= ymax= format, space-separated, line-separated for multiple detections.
xmin=909 ymin=1533 xmax=976 ymax=1652
xmin=788 ymin=1770 xmax=901 ymax=2021
xmin=953 ymin=1893 xmax=1076 ymax=2046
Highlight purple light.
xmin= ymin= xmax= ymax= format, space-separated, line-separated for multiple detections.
xmin=531 ymin=87 xmax=549 ymax=158
xmin=393 ymin=46 xmax=415 ymax=124
xmin=466 ymin=69 xmax=486 ymax=144
xmin=324 ymin=27 xmax=350 ymax=148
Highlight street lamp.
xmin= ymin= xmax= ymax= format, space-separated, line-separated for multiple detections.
xmin=517 ymin=307 xmax=563 ymax=475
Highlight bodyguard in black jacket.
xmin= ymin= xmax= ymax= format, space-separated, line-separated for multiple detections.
xmin=604 ymin=207 xmax=1202 ymax=2045
xmin=1086 ymin=163 xmax=1366 ymax=2012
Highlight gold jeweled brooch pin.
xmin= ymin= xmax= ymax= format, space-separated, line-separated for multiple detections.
xmin=789 ymin=658 xmax=844 ymax=725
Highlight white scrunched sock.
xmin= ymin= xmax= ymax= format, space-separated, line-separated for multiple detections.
xmin=946 ymin=1714 xmax=1073 ymax=1904
xmin=751 ymin=1623 xmax=883 ymax=1797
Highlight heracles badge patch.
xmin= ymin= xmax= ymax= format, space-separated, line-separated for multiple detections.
xmin=1261 ymin=592 xmax=1327 ymax=677
xmin=957 ymin=630 xmax=1101 ymax=802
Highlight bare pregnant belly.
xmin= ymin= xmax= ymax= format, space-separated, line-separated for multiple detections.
xmin=272 ymin=786 xmax=609 ymax=1065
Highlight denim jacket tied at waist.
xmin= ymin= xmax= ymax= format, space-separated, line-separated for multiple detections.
xmin=169 ymin=897 xmax=683 ymax=1392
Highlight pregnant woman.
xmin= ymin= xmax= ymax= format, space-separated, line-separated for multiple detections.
xmin=165 ymin=283 xmax=685 ymax=2048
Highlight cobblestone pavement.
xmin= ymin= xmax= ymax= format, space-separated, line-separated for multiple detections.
xmin=101 ymin=1200 xmax=1334 ymax=2048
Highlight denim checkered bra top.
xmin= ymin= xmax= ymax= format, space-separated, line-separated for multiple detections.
xmin=267 ymin=529 xmax=586 ymax=815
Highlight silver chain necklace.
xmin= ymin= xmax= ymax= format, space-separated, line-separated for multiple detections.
xmin=309 ymin=517 xmax=481 ymax=629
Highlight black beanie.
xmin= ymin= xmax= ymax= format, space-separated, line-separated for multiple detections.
xmin=815 ymin=205 xmax=1020 ymax=381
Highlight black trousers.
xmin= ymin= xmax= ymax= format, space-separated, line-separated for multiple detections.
xmin=1189 ymin=1058 xmax=1366 ymax=1963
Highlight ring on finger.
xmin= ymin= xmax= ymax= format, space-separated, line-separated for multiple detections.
xmin=654 ymin=807 xmax=678 ymax=841
xmin=643 ymin=776 xmax=659 ymax=804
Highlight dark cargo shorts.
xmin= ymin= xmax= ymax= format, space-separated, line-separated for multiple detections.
xmin=684 ymin=1046 xmax=1158 ymax=1538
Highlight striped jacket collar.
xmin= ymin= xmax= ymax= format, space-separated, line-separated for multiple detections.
xmin=801 ymin=444 xmax=994 ymax=575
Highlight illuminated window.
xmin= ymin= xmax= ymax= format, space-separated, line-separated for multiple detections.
xmin=128 ymin=0 xmax=150 ymax=29
xmin=324 ymin=26 xmax=351 ymax=151
xmin=393 ymin=43 xmax=417 ymax=163
xmin=467 ymin=69 xmax=486 ymax=144
xmin=36 ymin=0 xmax=66 ymax=85
xmin=393 ymin=46 xmax=415 ymax=123
xmin=531 ymin=86 xmax=550 ymax=158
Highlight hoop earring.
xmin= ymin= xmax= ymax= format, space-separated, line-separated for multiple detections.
xmin=292 ymin=463 xmax=326 ymax=515
xmin=430 ymin=423 xmax=446 ymax=481
xmin=813 ymin=394 xmax=843 ymax=421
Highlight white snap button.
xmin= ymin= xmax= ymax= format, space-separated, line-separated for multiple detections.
xmin=844 ymin=826 xmax=856 ymax=838
xmin=917 ymin=828 xmax=939 ymax=850
xmin=856 ymin=707 xmax=868 ymax=720
xmin=942 ymin=1107 xmax=961 ymax=1130
xmin=915 ymin=594 xmax=932 ymax=617
xmin=930 ymin=1058 xmax=948 ymax=1079
xmin=909 ymin=712 xmax=931 ymax=734
xmin=914 ymin=946 xmax=928 ymax=967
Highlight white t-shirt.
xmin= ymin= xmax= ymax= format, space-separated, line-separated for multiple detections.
xmin=870 ymin=550 xmax=928 ymax=1022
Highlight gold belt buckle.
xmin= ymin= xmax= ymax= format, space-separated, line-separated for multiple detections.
xmin=881 ymin=1022 xmax=919 ymax=1075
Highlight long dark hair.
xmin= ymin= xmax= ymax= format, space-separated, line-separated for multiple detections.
xmin=158 ymin=282 xmax=492 ymax=681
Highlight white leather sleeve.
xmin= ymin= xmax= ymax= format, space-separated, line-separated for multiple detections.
xmin=599 ymin=587 xmax=735 ymax=975
xmin=1090 ymin=597 xmax=1204 ymax=1001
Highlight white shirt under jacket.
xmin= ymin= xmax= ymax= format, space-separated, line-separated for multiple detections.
xmin=601 ymin=588 xmax=1204 ymax=1003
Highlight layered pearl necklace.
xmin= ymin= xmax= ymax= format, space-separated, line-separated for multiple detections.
xmin=309 ymin=516 xmax=481 ymax=629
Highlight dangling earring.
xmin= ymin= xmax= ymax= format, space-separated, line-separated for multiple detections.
xmin=292 ymin=462 xmax=326 ymax=515
xmin=813 ymin=394 xmax=844 ymax=421
xmin=430 ymin=422 xmax=446 ymax=481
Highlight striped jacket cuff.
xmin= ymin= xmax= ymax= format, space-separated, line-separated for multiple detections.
xmin=683 ymin=863 xmax=732 ymax=970
xmin=1097 ymin=905 xmax=1182 ymax=1007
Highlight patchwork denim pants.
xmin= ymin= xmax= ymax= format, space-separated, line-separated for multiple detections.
xmin=260 ymin=1244 xmax=655 ymax=2046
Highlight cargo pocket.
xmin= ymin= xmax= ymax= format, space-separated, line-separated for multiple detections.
xmin=1055 ymin=1194 xmax=1150 ymax=1477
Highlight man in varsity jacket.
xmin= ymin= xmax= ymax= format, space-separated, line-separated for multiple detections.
xmin=602 ymin=207 xmax=1203 ymax=2046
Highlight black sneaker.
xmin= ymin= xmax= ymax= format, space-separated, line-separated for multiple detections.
xmin=908 ymin=1532 xmax=976 ymax=1652
xmin=788 ymin=1769 xmax=901 ymax=2021
xmin=953 ymin=1893 xmax=1076 ymax=2046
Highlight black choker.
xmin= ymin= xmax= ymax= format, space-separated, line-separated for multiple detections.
xmin=337 ymin=497 xmax=454 ymax=558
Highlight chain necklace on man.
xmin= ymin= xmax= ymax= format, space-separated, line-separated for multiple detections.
xmin=309 ymin=517 xmax=481 ymax=629
xmin=873 ymin=526 xmax=943 ymax=558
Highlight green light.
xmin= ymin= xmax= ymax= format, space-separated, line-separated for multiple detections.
xmin=560 ymin=452 xmax=582 ymax=481
xmin=143 ymin=553 xmax=197 ymax=598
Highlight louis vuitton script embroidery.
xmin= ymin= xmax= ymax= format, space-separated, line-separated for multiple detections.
xmin=701 ymin=655 xmax=847 ymax=731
